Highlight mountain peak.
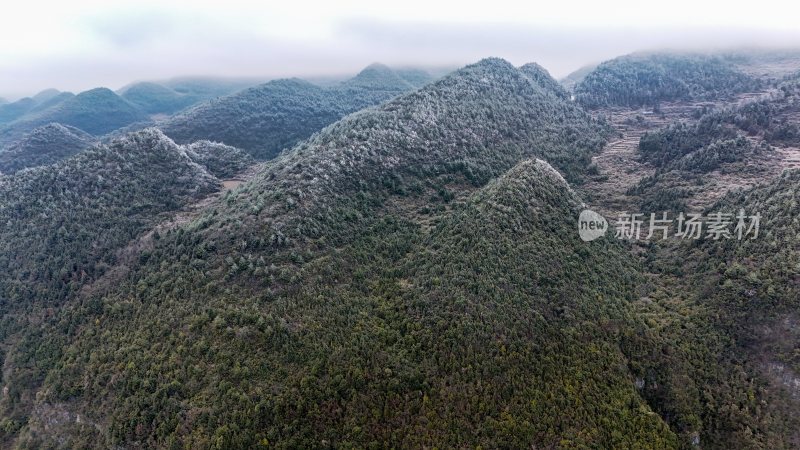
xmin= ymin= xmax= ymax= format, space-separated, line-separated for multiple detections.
xmin=32 ymin=88 xmax=62 ymax=104
xmin=346 ymin=63 xmax=413 ymax=90
xmin=519 ymin=62 xmax=569 ymax=98
xmin=477 ymin=158 xmax=577 ymax=214
xmin=0 ymin=122 xmax=97 ymax=174
xmin=470 ymin=57 xmax=516 ymax=71
xmin=75 ymin=87 xmax=121 ymax=100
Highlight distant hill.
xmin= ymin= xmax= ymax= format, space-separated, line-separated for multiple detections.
xmin=560 ymin=63 xmax=597 ymax=92
xmin=0 ymin=97 xmax=7 ymax=105
xmin=393 ymin=67 xmax=436 ymax=87
xmin=0 ymin=123 xmax=97 ymax=174
xmin=0 ymin=90 xmax=73 ymax=125
xmin=26 ymin=92 xmax=75 ymax=115
xmin=118 ymin=82 xmax=197 ymax=115
xmin=341 ymin=62 xmax=415 ymax=91
xmin=520 ymin=62 xmax=570 ymax=99
xmin=118 ymin=77 xmax=269 ymax=116
xmin=0 ymin=88 xmax=148 ymax=146
xmin=161 ymin=76 xmax=265 ymax=98
xmin=0 ymin=98 xmax=37 ymax=124
xmin=159 ymin=64 xmax=434 ymax=159
xmin=575 ymin=53 xmax=762 ymax=108
xmin=31 ymin=88 xmax=63 ymax=104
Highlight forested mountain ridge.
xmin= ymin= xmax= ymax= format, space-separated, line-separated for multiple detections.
xmin=0 ymin=90 xmax=73 ymax=125
xmin=571 ymin=56 xmax=800 ymax=447
xmin=3 ymin=53 xmax=798 ymax=449
xmin=0 ymin=123 xmax=98 ymax=174
xmin=158 ymin=64 xmax=436 ymax=160
xmin=575 ymin=53 xmax=762 ymax=108
xmin=118 ymin=77 xmax=274 ymax=116
xmin=0 ymin=88 xmax=148 ymax=147
xmin=0 ymin=57 xmax=634 ymax=448
xmin=0 ymin=128 xmax=249 ymax=312
xmin=519 ymin=62 xmax=570 ymax=99
xmin=0 ymin=129 xmax=255 ymax=446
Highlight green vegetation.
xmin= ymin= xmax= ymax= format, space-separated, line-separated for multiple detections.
xmin=0 ymin=123 xmax=97 ymax=174
xmin=0 ymin=58 xmax=630 ymax=448
xmin=159 ymin=64 xmax=434 ymax=160
xmin=119 ymin=82 xmax=199 ymax=115
xmin=627 ymin=79 xmax=800 ymax=211
xmin=631 ymin=167 xmax=800 ymax=448
xmin=1 ymin=55 xmax=799 ymax=449
xmin=575 ymin=53 xmax=761 ymax=109
xmin=0 ymin=128 xmax=248 ymax=313
xmin=0 ymin=88 xmax=148 ymax=147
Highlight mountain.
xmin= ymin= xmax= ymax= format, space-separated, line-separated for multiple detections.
xmin=0 ymin=129 xmax=253 ymax=408
xmin=0 ymin=91 xmax=73 ymax=125
xmin=31 ymin=89 xmax=62 ymax=104
xmin=0 ymin=98 xmax=37 ymax=124
xmin=0 ymin=58 xmax=626 ymax=448
xmin=520 ymin=62 xmax=569 ymax=99
xmin=0 ymin=128 xmax=249 ymax=310
xmin=0 ymin=97 xmax=7 ymax=105
xmin=161 ymin=76 xmax=265 ymax=98
xmin=25 ymin=91 xmax=75 ymax=114
xmin=118 ymin=82 xmax=197 ymax=115
xmin=340 ymin=62 xmax=415 ymax=91
xmin=570 ymin=61 xmax=800 ymax=446
xmin=158 ymin=64 xmax=432 ymax=160
xmin=575 ymin=52 xmax=762 ymax=108
xmin=393 ymin=67 xmax=436 ymax=87
xmin=630 ymin=167 xmax=800 ymax=448
xmin=0 ymin=123 xmax=97 ymax=173
xmin=560 ymin=63 xmax=597 ymax=92
xmin=0 ymin=88 xmax=148 ymax=147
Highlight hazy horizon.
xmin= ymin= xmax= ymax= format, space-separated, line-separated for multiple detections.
xmin=3 ymin=0 xmax=800 ymax=100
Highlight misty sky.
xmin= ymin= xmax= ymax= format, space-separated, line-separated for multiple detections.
xmin=2 ymin=0 xmax=800 ymax=99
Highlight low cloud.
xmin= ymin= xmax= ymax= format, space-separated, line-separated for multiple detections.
xmin=3 ymin=15 xmax=800 ymax=99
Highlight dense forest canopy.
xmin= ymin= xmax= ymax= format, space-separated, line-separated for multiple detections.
xmin=575 ymin=53 xmax=762 ymax=108
xmin=0 ymin=52 xmax=799 ymax=449
xmin=0 ymin=88 xmax=149 ymax=147
xmin=0 ymin=123 xmax=97 ymax=174
xmin=158 ymin=63 xmax=435 ymax=160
